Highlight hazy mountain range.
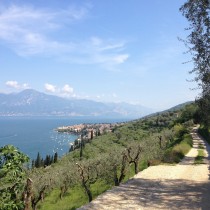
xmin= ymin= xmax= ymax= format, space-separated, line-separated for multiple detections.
xmin=0 ymin=89 xmax=153 ymax=118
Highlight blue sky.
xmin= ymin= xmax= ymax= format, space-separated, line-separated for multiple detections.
xmin=0 ymin=0 xmax=200 ymax=111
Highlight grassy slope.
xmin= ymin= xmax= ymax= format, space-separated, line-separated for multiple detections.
xmin=36 ymin=107 xmax=193 ymax=210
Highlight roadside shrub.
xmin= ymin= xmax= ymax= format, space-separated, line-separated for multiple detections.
xmin=163 ymin=149 xmax=182 ymax=163
xmin=173 ymin=124 xmax=188 ymax=138
xmin=162 ymin=134 xmax=192 ymax=163
xmin=173 ymin=143 xmax=190 ymax=156
xmin=182 ymin=134 xmax=193 ymax=147
xmin=198 ymin=126 xmax=210 ymax=144
xmin=147 ymin=159 xmax=162 ymax=166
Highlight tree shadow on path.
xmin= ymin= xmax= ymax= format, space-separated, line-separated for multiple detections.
xmin=79 ymin=178 xmax=210 ymax=210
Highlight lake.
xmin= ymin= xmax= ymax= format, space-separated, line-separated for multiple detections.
xmin=0 ymin=117 xmax=129 ymax=160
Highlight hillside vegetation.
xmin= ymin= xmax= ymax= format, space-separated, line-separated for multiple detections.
xmin=0 ymin=103 xmax=198 ymax=210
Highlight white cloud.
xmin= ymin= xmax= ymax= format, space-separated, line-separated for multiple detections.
xmin=44 ymin=83 xmax=75 ymax=97
xmin=6 ymin=80 xmax=19 ymax=89
xmin=0 ymin=5 xmax=129 ymax=68
xmin=61 ymin=37 xmax=129 ymax=69
xmin=22 ymin=83 xmax=30 ymax=89
xmin=60 ymin=84 xmax=74 ymax=97
xmin=5 ymin=80 xmax=30 ymax=89
xmin=112 ymin=54 xmax=129 ymax=64
xmin=44 ymin=83 xmax=56 ymax=93
xmin=62 ymin=84 xmax=74 ymax=94
xmin=0 ymin=4 xmax=89 ymax=56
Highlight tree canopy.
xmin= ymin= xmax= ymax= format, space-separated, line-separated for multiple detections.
xmin=180 ymin=0 xmax=210 ymax=126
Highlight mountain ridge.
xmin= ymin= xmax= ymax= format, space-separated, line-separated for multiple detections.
xmin=0 ymin=89 xmax=153 ymax=118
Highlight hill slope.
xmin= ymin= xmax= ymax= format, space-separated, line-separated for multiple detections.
xmin=78 ymin=127 xmax=210 ymax=210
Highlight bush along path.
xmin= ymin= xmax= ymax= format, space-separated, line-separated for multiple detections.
xmin=78 ymin=126 xmax=210 ymax=210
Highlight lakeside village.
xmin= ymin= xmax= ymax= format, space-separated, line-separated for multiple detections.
xmin=56 ymin=122 xmax=125 ymax=151
xmin=32 ymin=122 xmax=126 ymax=168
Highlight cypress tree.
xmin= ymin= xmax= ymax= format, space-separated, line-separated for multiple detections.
xmin=54 ymin=152 xmax=58 ymax=163
xmin=44 ymin=155 xmax=51 ymax=166
xmin=35 ymin=152 xmax=41 ymax=168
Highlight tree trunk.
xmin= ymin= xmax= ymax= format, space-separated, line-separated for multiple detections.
xmin=83 ymin=183 xmax=92 ymax=202
xmin=118 ymin=154 xmax=127 ymax=183
xmin=23 ymin=178 xmax=33 ymax=210
xmin=31 ymin=185 xmax=47 ymax=210
xmin=60 ymin=185 xmax=68 ymax=199
xmin=134 ymin=161 xmax=138 ymax=174
xmin=80 ymin=139 xmax=83 ymax=159
xmin=113 ymin=165 xmax=119 ymax=186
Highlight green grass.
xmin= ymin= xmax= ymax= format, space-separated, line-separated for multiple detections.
xmin=38 ymin=180 xmax=113 ymax=210
xmin=194 ymin=149 xmax=205 ymax=164
xmin=38 ymin=160 xmax=148 ymax=210
xmin=38 ymin=186 xmax=87 ymax=210
xmin=90 ymin=180 xmax=112 ymax=199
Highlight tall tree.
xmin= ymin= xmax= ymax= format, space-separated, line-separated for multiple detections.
xmin=180 ymin=0 xmax=210 ymax=126
xmin=35 ymin=152 xmax=41 ymax=168
xmin=53 ymin=152 xmax=58 ymax=163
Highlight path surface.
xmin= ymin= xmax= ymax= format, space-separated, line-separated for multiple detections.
xmin=78 ymin=127 xmax=210 ymax=210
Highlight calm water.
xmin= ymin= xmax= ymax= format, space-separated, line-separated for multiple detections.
xmin=0 ymin=117 xmax=128 ymax=160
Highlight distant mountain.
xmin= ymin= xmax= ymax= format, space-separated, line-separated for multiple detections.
xmin=0 ymin=89 xmax=153 ymax=118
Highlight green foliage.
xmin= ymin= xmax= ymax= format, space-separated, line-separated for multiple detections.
xmin=180 ymin=0 xmax=210 ymax=89
xmin=53 ymin=152 xmax=58 ymax=163
xmin=0 ymin=145 xmax=29 ymax=210
xmin=38 ymin=161 xmax=148 ymax=210
xmin=38 ymin=186 xmax=87 ymax=210
xmin=177 ymin=104 xmax=198 ymax=124
xmin=35 ymin=152 xmax=41 ymax=168
xmin=173 ymin=124 xmax=188 ymax=138
xmin=32 ymin=152 xmax=59 ymax=169
xmin=196 ymin=95 xmax=210 ymax=127
xmin=198 ymin=126 xmax=210 ymax=144
xmin=163 ymin=134 xmax=192 ymax=163
xmin=1 ymin=103 xmax=196 ymax=209
xmin=180 ymin=0 xmax=210 ymax=126
xmin=194 ymin=149 xmax=205 ymax=164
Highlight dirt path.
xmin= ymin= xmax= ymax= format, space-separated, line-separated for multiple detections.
xmin=78 ymin=127 xmax=210 ymax=210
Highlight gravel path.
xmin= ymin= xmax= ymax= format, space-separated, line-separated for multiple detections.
xmin=78 ymin=127 xmax=210 ymax=210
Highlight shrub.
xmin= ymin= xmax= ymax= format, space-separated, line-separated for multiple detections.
xmin=198 ymin=126 xmax=210 ymax=144
xmin=162 ymin=134 xmax=192 ymax=163
xmin=173 ymin=124 xmax=188 ymax=138
xmin=147 ymin=159 xmax=162 ymax=166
